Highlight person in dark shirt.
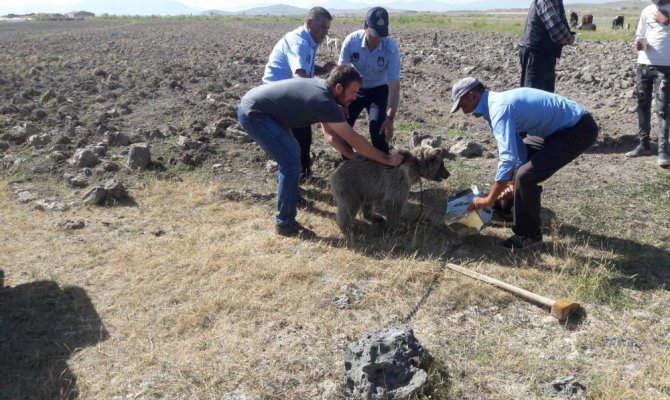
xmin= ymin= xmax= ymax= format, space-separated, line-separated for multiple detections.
xmin=238 ymin=65 xmax=403 ymax=238
xmin=518 ymin=0 xmax=576 ymax=93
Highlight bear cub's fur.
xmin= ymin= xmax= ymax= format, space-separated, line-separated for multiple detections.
xmin=330 ymin=147 xmax=450 ymax=234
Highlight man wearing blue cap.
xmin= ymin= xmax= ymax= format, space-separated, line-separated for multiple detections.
xmin=338 ymin=7 xmax=401 ymax=154
xmin=451 ymin=77 xmax=598 ymax=249
xmin=263 ymin=7 xmax=338 ymax=182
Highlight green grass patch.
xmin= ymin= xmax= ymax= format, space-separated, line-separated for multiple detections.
xmin=395 ymin=120 xmax=422 ymax=132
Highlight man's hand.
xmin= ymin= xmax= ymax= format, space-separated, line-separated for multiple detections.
xmin=496 ymin=182 xmax=514 ymax=201
xmin=387 ymin=153 xmax=403 ymax=167
xmin=380 ymin=117 xmax=394 ymax=144
xmin=468 ymin=196 xmax=493 ymax=211
xmin=635 ymin=38 xmax=645 ymax=51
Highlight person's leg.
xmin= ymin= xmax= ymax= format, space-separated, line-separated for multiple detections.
xmin=291 ymin=126 xmax=312 ymax=180
xmin=347 ymin=89 xmax=370 ymax=127
xmin=519 ymin=46 xmax=528 ymax=88
xmin=367 ymin=85 xmax=390 ymax=154
xmin=513 ymin=114 xmax=599 ymax=238
xmin=655 ymin=66 xmax=670 ymax=165
xmin=520 ymin=50 xmax=557 ymax=93
xmin=237 ymin=107 xmax=301 ymax=227
xmin=628 ymin=64 xmax=654 ymax=156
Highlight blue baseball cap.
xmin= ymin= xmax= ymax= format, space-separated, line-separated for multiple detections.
xmin=450 ymin=77 xmax=483 ymax=113
xmin=365 ymin=7 xmax=389 ymax=37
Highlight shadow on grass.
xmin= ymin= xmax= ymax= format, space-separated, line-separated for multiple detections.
xmin=0 ymin=275 xmax=109 ymax=400
xmin=459 ymin=212 xmax=670 ymax=292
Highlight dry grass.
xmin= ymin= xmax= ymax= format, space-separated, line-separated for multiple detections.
xmin=1 ymin=164 xmax=669 ymax=399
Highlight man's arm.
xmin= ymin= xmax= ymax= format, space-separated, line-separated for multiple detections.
xmin=321 ymin=121 xmax=403 ymax=166
xmin=537 ymin=0 xmax=574 ymax=45
xmin=321 ymin=124 xmax=355 ymax=159
xmin=380 ymin=80 xmax=400 ymax=143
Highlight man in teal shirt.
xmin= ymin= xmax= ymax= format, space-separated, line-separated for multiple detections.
xmin=451 ymin=77 xmax=598 ymax=249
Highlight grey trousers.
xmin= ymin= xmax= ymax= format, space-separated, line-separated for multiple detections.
xmin=513 ymin=113 xmax=599 ymax=237
xmin=635 ymin=64 xmax=670 ymax=153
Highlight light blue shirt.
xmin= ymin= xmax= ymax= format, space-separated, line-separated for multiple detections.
xmin=338 ymin=29 xmax=400 ymax=89
xmin=473 ymin=88 xmax=587 ymax=181
xmin=263 ymin=26 xmax=318 ymax=83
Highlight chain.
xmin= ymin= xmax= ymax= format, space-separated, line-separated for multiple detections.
xmin=397 ymin=253 xmax=452 ymax=325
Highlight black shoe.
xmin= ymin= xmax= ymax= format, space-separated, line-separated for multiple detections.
xmin=297 ymin=195 xmax=315 ymax=209
xmin=502 ymin=234 xmax=542 ymax=250
xmin=276 ymin=222 xmax=316 ymax=239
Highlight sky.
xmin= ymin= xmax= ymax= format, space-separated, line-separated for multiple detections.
xmin=0 ymin=0 xmax=503 ymax=15
xmin=0 ymin=0 xmax=621 ymax=15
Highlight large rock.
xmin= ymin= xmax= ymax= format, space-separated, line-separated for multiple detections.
xmin=28 ymin=134 xmax=51 ymax=148
xmin=344 ymin=324 xmax=427 ymax=399
xmin=104 ymin=131 xmax=130 ymax=146
xmin=128 ymin=143 xmax=151 ymax=169
xmin=450 ymin=140 xmax=483 ymax=158
xmin=103 ymin=179 xmax=128 ymax=200
xmin=69 ymin=148 xmax=100 ymax=168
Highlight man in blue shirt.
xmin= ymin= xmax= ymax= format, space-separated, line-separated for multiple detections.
xmin=451 ymin=77 xmax=598 ymax=249
xmin=239 ymin=65 xmax=403 ymax=239
xmin=263 ymin=7 xmax=337 ymax=181
xmin=338 ymin=7 xmax=401 ymax=154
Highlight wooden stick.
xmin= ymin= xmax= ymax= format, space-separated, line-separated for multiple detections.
xmin=445 ymin=263 xmax=581 ymax=321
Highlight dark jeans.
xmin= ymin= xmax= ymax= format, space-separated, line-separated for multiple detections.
xmin=347 ymin=84 xmax=390 ymax=154
xmin=513 ymin=113 xmax=599 ymax=237
xmin=519 ymin=46 xmax=557 ymax=93
xmin=292 ymin=125 xmax=312 ymax=178
xmin=635 ymin=64 xmax=670 ymax=153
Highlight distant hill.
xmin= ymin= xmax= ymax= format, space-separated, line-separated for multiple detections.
xmin=234 ymin=4 xmax=308 ymax=16
xmin=200 ymin=10 xmax=233 ymax=16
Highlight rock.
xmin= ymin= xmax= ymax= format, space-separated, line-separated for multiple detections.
xmin=23 ymin=122 xmax=39 ymax=136
xmin=544 ymin=376 xmax=586 ymax=399
xmin=178 ymin=135 xmax=202 ymax=150
xmin=103 ymin=179 xmax=128 ymax=200
xmin=332 ymin=284 xmax=365 ymax=309
xmin=58 ymin=219 xmax=86 ymax=230
xmin=33 ymin=198 xmax=68 ymax=212
xmin=69 ymin=148 xmax=100 ymax=168
xmin=105 ymin=131 xmax=130 ymax=146
xmin=344 ymin=324 xmax=427 ymax=399
xmin=0 ymin=141 xmax=9 ymax=152
xmin=450 ymin=140 xmax=483 ymax=158
xmin=101 ymin=161 xmax=120 ymax=172
xmin=82 ymin=187 xmax=107 ymax=205
xmin=64 ymin=172 xmax=89 ymax=187
xmin=128 ymin=143 xmax=151 ymax=169
xmin=28 ymin=134 xmax=51 ymax=148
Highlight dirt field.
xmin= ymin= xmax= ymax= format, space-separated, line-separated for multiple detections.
xmin=1 ymin=16 xmax=669 ymax=400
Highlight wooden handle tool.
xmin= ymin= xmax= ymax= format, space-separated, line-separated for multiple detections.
xmin=445 ymin=263 xmax=581 ymax=321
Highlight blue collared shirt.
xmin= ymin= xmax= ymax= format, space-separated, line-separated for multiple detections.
xmin=263 ymin=25 xmax=318 ymax=83
xmin=473 ymin=88 xmax=587 ymax=181
xmin=338 ymin=30 xmax=400 ymax=89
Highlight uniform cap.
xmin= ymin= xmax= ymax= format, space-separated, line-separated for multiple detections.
xmin=365 ymin=7 xmax=389 ymax=37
